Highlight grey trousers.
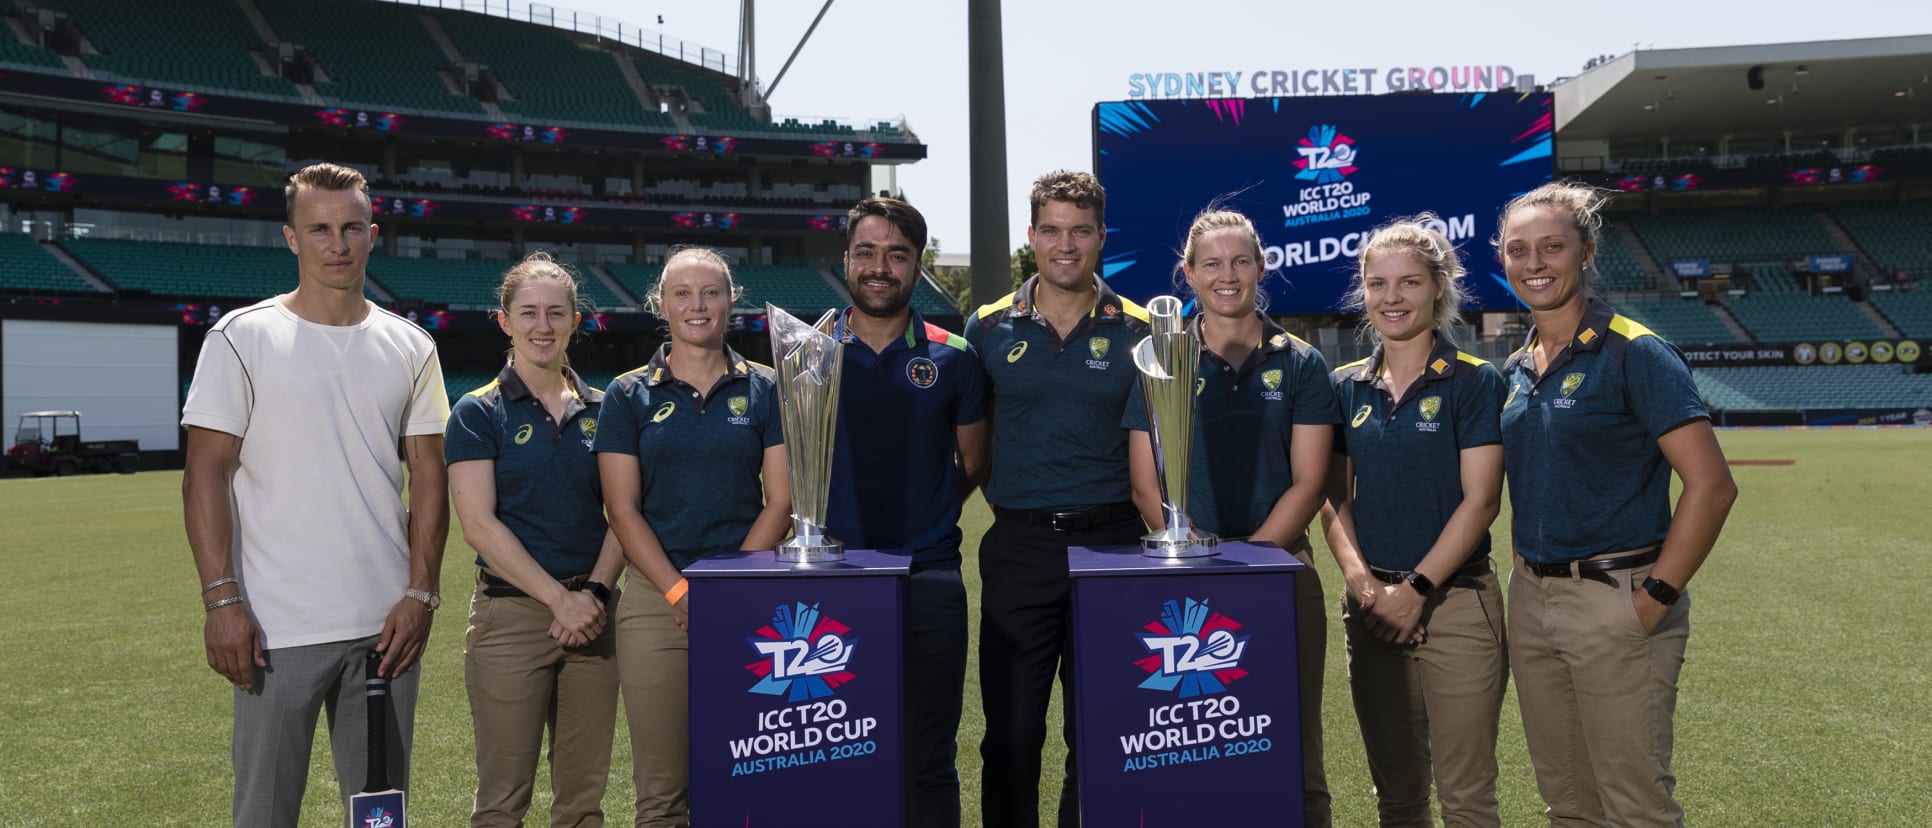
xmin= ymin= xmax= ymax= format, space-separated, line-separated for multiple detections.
xmin=231 ymin=634 xmax=419 ymax=828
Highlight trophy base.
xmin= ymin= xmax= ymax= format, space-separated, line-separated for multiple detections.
xmin=775 ymin=539 xmax=846 ymax=563
xmin=1140 ymin=528 xmax=1220 ymax=559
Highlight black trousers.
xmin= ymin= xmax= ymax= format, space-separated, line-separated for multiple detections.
xmin=906 ymin=564 xmax=969 ymax=828
xmin=975 ymin=510 xmax=1145 ymax=828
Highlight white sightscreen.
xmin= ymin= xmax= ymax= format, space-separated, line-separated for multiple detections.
xmin=2 ymin=319 xmax=180 ymax=451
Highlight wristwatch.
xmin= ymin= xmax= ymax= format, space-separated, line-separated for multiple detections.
xmin=1641 ymin=576 xmax=1680 ymax=607
xmin=1404 ymin=571 xmax=1436 ymax=596
xmin=403 ymin=587 xmax=441 ymax=611
xmin=578 ymin=580 xmax=613 ymax=604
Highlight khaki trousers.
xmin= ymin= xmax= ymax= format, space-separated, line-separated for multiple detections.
xmin=617 ymin=563 xmax=690 ymax=827
xmin=1508 ymin=552 xmax=1690 ymax=828
xmin=1343 ymin=568 xmax=1508 ymax=827
xmin=464 ymin=579 xmax=620 ymax=828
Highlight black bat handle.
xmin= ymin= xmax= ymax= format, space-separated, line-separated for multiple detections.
xmin=363 ymin=650 xmax=391 ymax=793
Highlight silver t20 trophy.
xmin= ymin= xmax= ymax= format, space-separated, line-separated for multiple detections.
xmin=767 ymin=303 xmax=846 ymax=562
xmin=1132 ymin=295 xmax=1219 ymax=558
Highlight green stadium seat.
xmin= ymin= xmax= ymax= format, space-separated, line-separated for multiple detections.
xmin=1830 ymin=201 xmax=1932 ymax=276
xmin=1693 ymin=364 xmax=1932 ymax=411
xmin=61 ymin=238 xmax=325 ymax=300
xmin=1594 ymin=224 xmax=1650 ymax=292
xmin=38 ymin=0 xmax=300 ymax=98
xmin=1722 ymin=294 xmax=1887 ymax=343
xmin=0 ymin=234 xmax=99 ymax=293
xmin=433 ymin=10 xmax=663 ymax=127
xmin=1628 ymin=208 xmax=1845 ymax=266
xmin=368 ymin=255 xmax=628 ymax=310
xmin=256 ymin=0 xmax=484 ymax=114
xmin=1871 ymin=291 xmax=1932 ymax=339
xmin=1613 ymin=299 xmax=1741 ymax=345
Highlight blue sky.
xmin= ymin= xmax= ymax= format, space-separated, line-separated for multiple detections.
xmin=558 ymin=0 xmax=1930 ymax=256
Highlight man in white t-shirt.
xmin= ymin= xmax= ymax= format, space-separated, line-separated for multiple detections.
xmin=181 ymin=162 xmax=450 ymax=827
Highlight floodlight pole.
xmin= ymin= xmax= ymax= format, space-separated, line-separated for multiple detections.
xmin=968 ymin=0 xmax=1011 ymax=309
xmin=766 ymin=0 xmax=835 ymax=100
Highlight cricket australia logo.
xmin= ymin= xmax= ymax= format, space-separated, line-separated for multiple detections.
xmin=578 ymin=416 xmax=597 ymax=448
xmin=1294 ymin=124 xmax=1359 ymax=183
xmin=1260 ymin=368 xmax=1284 ymax=401
xmin=727 ymin=395 xmax=751 ymax=425
xmin=1086 ymin=337 xmax=1112 ymax=370
xmin=1137 ymin=598 xmax=1250 ymax=698
xmin=1417 ymin=396 xmax=1442 ymax=432
xmin=745 ymin=602 xmax=857 ymax=701
xmin=1555 ymin=373 xmax=1585 ymax=409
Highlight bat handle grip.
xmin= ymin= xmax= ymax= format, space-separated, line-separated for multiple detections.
xmin=363 ymin=650 xmax=391 ymax=792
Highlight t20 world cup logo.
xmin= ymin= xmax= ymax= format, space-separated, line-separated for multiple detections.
xmin=745 ymin=602 xmax=858 ymax=701
xmin=1294 ymin=124 xmax=1359 ymax=184
xmin=1136 ymin=598 xmax=1250 ymax=698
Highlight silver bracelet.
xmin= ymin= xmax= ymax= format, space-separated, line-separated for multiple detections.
xmin=204 ymin=595 xmax=246 ymax=612
xmin=201 ymin=577 xmax=238 ymax=594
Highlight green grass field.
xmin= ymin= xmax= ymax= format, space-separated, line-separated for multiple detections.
xmin=3 ymin=429 xmax=1928 ymax=826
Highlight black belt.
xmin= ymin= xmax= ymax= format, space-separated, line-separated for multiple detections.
xmin=1370 ymin=558 xmax=1494 ymax=589
xmin=1519 ymin=547 xmax=1660 ymax=586
xmin=992 ymin=502 xmax=1142 ymax=534
xmin=480 ymin=570 xmax=590 ymax=599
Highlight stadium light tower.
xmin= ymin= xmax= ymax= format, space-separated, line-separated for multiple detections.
xmin=968 ymin=0 xmax=1011 ymax=308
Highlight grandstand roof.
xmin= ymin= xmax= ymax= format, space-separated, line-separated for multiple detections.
xmin=1555 ymin=35 xmax=1932 ymax=140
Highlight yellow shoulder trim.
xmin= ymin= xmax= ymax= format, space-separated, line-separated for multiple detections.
xmin=971 ymin=292 xmax=1017 ymax=320
xmin=1608 ymin=315 xmax=1658 ymax=341
xmin=1334 ymin=356 xmax=1371 ymax=376
xmin=464 ymin=379 xmax=500 ymax=398
xmin=615 ymin=364 xmax=654 ymax=381
xmin=1117 ymin=296 xmax=1151 ymax=323
xmin=1454 ymin=351 xmax=1491 ymax=367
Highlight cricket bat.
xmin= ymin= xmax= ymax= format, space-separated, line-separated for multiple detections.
xmin=349 ymin=651 xmax=406 ymax=828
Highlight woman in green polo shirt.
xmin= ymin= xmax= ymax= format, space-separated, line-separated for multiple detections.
xmin=447 ymin=252 xmax=626 ymax=827
xmin=1319 ymin=217 xmax=1509 ymax=825
xmin=594 ymin=246 xmax=792 ymax=827
xmin=1124 ymin=208 xmax=1341 ymax=826
xmin=1496 ymin=182 xmax=1736 ymax=826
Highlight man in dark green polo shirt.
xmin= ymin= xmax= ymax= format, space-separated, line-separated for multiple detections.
xmin=967 ymin=170 xmax=1150 ymax=828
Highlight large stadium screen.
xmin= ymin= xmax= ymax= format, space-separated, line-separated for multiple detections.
xmin=1093 ymin=93 xmax=1554 ymax=313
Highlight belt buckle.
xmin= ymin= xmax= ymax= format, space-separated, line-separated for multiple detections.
xmin=1048 ymin=512 xmax=1079 ymax=533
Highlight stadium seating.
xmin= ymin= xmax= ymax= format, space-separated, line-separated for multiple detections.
xmin=367 ymin=256 xmax=511 ymax=309
xmin=0 ymin=15 xmax=68 ymax=69
xmin=1722 ymin=293 xmax=1888 ymax=342
xmin=256 ymin=0 xmax=483 ymax=114
xmin=1742 ymin=264 xmax=1803 ymax=293
xmin=1612 ymin=299 xmax=1741 ymax=345
xmin=1829 ymin=200 xmax=1932 ymax=275
xmin=433 ymin=10 xmax=666 ymax=127
xmin=1871 ymin=291 xmax=1932 ymax=339
xmin=62 ymin=238 xmax=310 ymax=299
xmin=1627 ymin=208 xmax=1844 ymax=264
xmin=1694 ymin=364 xmax=1932 ymax=410
xmin=0 ymin=233 xmax=97 ymax=293
xmin=633 ymin=58 xmax=758 ymax=131
xmin=37 ymin=0 xmax=299 ymax=97
xmin=1593 ymin=224 xmax=1650 ymax=291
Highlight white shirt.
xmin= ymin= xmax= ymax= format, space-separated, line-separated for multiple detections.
xmin=182 ymin=296 xmax=448 ymax=649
